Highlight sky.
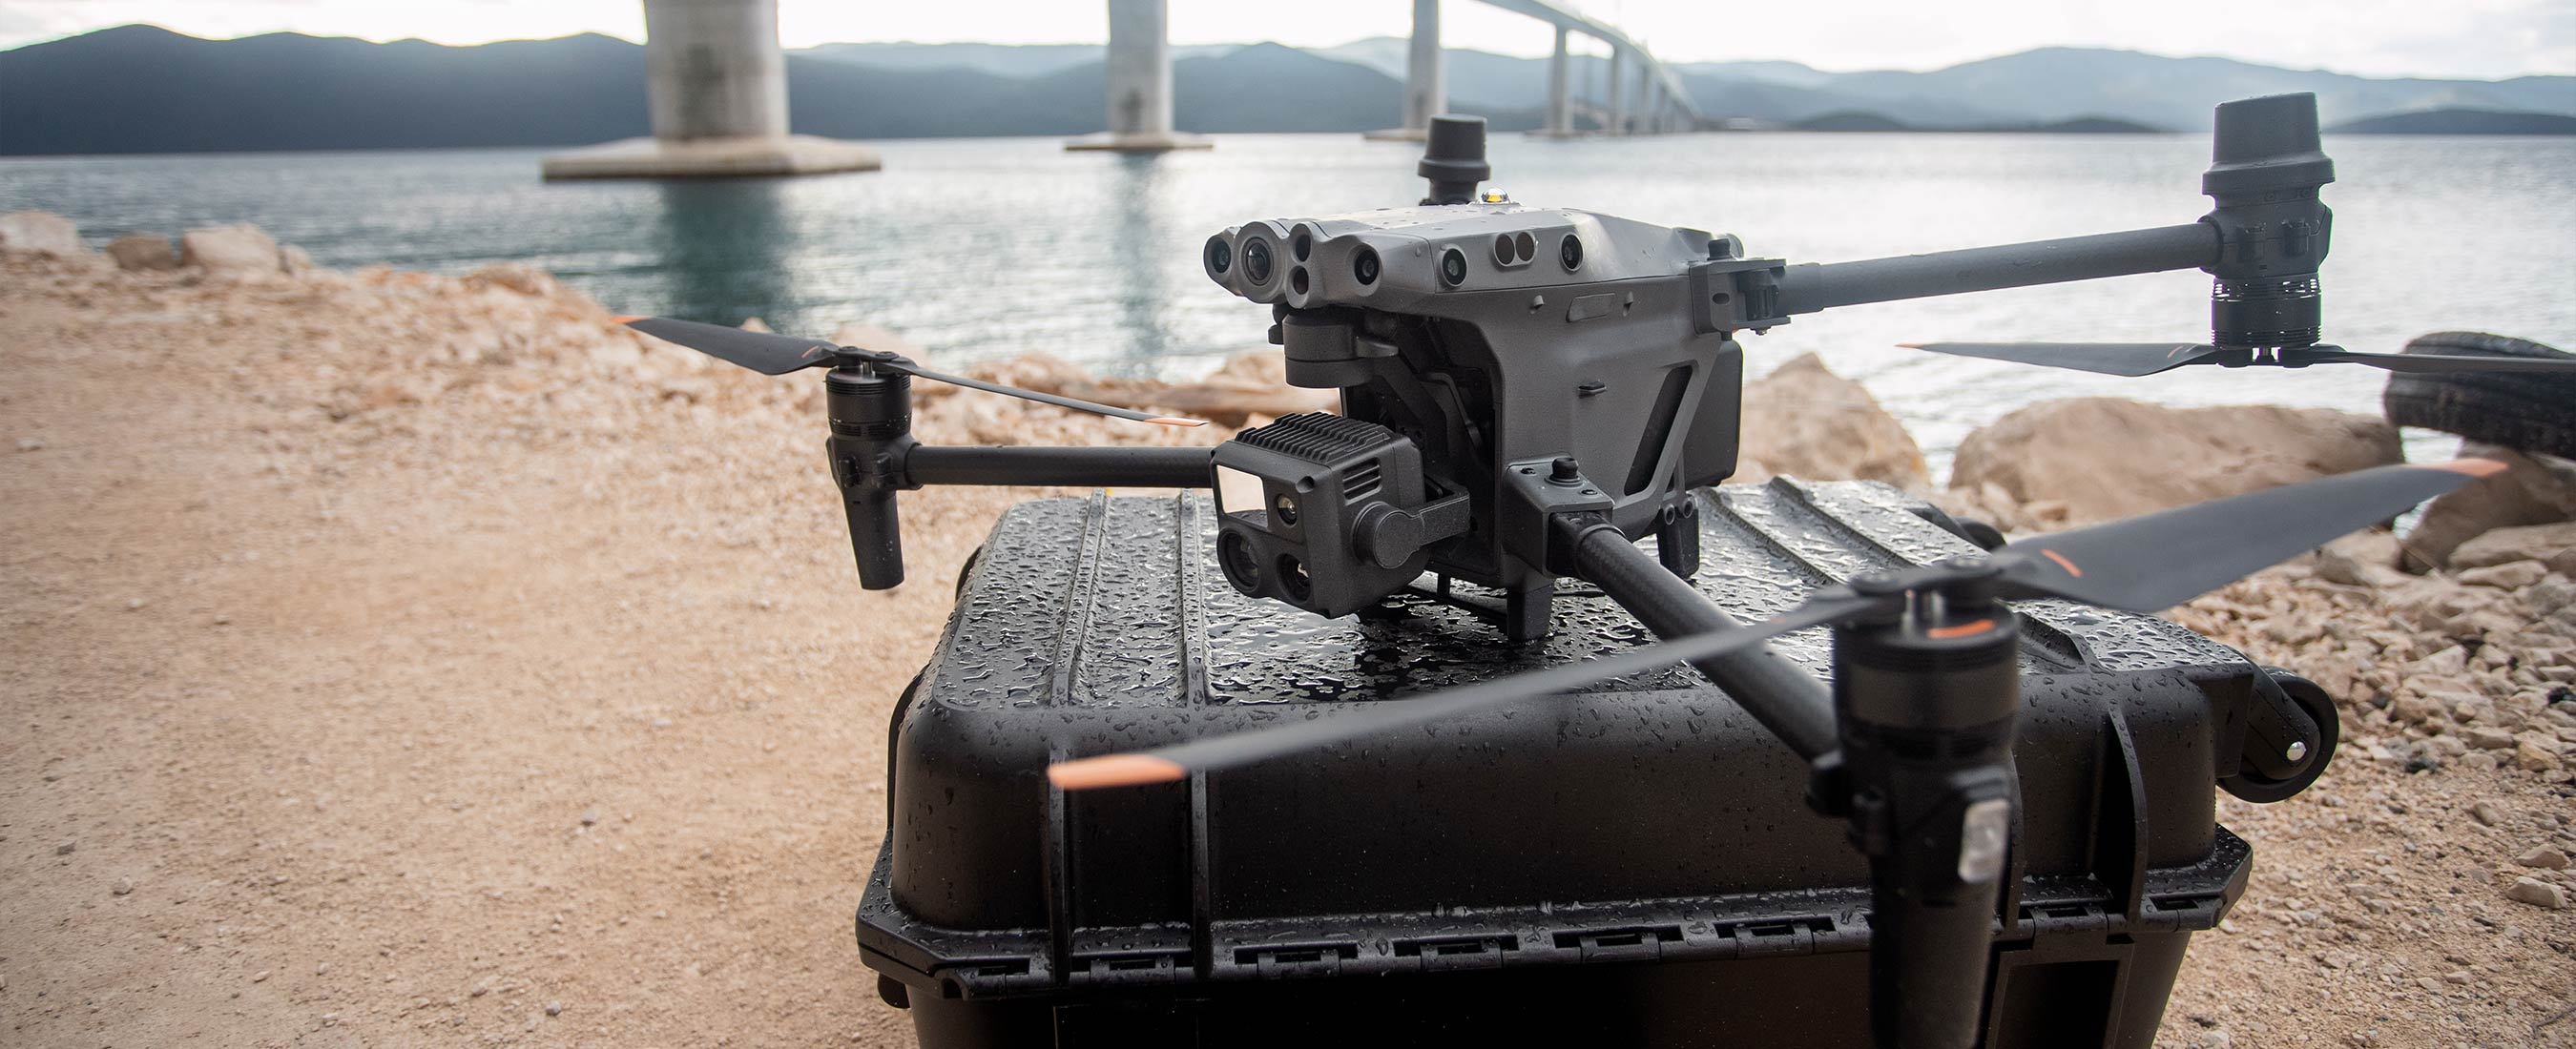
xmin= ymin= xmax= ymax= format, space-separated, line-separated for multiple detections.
xmin=0 ymin=0 xmax=2568 ymax=78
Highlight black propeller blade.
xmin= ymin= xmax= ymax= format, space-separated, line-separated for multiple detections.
xmin=1901 ymin=340 xmax=2576 ymax=377
xmin=1049 ymin=459 xmax=2502 ymax=790
xmin=615 ymin=316 xmax=1206 ymax=427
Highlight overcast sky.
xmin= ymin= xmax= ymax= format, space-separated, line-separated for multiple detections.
xmin=1 ymin=0 xmax=2568 ymax=78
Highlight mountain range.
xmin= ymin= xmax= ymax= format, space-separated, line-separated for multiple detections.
xmin=2 ymin=25 xmax=2570 ymax=155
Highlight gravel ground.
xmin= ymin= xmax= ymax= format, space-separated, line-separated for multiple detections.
xmin=1 ymin=251 xmax=2568 ymax=1048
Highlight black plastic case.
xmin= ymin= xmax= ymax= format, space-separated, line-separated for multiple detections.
xmin=858 ymin=480 xmax=2266 ymax=1048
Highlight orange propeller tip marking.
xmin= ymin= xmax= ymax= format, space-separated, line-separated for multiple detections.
xmin=2039 ymin=548 xmax=2083 ymax=577
xmin=1925 ymin=618 xmax=1996 ymax=640
xmin=1047 ymin=753 xmax=1188 ymax=791
xmin=1894 ymin=342 xmax=1923 ymax=349
xmin=1148 ymin=417 xmax=1211 ymax=428
xmin=2432 ymin=458 xmax=2508 ymax=478
xmin=610 ymin=315 xmax=645 ymax=324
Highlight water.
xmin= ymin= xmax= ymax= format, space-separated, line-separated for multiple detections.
xmin=7 ymin=133 xmax=2571 ymax=468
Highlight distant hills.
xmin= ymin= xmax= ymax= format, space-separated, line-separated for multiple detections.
xmin=2 ymin=25 xmax=2570 ymax=156
xmin=2326 ymin=108 xmax=2576 ymax=134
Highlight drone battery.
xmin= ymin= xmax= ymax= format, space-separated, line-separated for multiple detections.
xmin=859 ymin=481 xmax=2270 ymax=1049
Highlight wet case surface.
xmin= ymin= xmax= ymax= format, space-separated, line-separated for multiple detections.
xmin=858 ymin=480 xmax=2264 ymax=1049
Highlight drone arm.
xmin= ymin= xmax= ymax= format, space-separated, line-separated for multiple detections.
xmin=1569 ymin=522 xmax=1839 ymax=759
xmin=905 ymin=445 xmax=1215 ymax=489
xmin=1767 ymin=222 xmax=2219 ymax=318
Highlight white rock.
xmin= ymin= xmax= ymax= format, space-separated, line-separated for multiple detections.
xmin=1737 ymin=354 xmax=1930 ymax=491
xmin=180 ymin=224 xmax=282 ymax=278
xmin=2457 ymin=560 xmax=2549 ymax=590
xmin=2449 ymin=522 xmax=2576 ymax=577
xmin=2406 ymin=444 xmax=2576 ymax=569
xmin=1949 ymin=398 xmax=2399 ymax=525
xmin=2516 ymin=845 xmax=2570 ymax=870
xmin=0 ymin=210 xmax=83 ymax=257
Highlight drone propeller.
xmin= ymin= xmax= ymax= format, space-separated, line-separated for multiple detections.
xmin=1900 ymin=340 xmax=2576 ymax=378
xmin=615 ymin=316 xmax=1207 ymax=427
xmin=1049 ymin=458 xmax=2503 ymax=790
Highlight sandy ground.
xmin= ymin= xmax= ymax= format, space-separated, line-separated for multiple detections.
xmin=2 ymin=254 xmax=2569 ymax=1048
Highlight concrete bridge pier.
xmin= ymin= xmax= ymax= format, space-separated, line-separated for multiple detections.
xmin=1068 ymin=0 xmax=1210 ymax=152
xmin=1606 ymin=48 xmax=1627 ymax=134
xmin=1366 ymin=0 xmax=1445 ymax=142
xmin=1536 ymin=25 xmax=1574 ymax=137
xmin=542 ymin=0 xmax=879 ymax=179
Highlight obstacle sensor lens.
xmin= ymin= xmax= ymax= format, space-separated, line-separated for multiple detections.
xmin=1242 ymin=238 xmax=1275 ymax=285
xmin=1204 ymin=237 xmax=1232 ymax=276
xmin=1291 ymin=232 xmax=1314 ymax=261
xmin=1493 ymin=233 xmax=1517 ymax=265
xmin=1440 ymin=247 xmax=1467 ymax=287
xmin=1559 ymin=234 xmax=1583 ymax=271
xmin=1352 ymin=247 xmax=1381 ymax=285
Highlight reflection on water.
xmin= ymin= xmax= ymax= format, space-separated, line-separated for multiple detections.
xmin=1108 ymin=154 xmax=1178 ymax=369
xmin=6 ymin=133 xmax=2572 ymax=471
xmin=650 ymin=178 xmax=796 ymax=326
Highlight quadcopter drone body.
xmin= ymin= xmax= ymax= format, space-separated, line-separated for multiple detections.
xmin=617 ymin=93 xmax=2565 ymax=1049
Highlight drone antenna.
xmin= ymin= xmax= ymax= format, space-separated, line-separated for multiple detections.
xmin=1419 ymin=114 xmax=1490 ymax=205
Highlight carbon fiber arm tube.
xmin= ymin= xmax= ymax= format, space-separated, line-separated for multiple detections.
xmin=1773 ymin=222 xmax=2219 ymax=315
xmin=905 ymin=445 xmax=1215 ymax=489
xmin=1572 ymin=525 xmax=1839 ymax=760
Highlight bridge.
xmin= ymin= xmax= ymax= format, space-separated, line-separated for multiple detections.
xmin=542 ymin=0 xmax=1701 ymax=178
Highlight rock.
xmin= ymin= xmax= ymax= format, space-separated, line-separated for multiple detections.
xmin=2316 ymin=531 xmax=2408 ymax=588
xmin=580 ymin=807 xmax=600 ymax=827
xmin=106 ymin=235 xmax=179 ymax=272
xmin=2517 ymin=845 xmax=2570 ymax=870
xmin=55 ymin=840 xmax=74 ymax=855
xmin=464 ymin=263 xmax=561 ymax=298
xmin=252 ymin=970 xmax=271 ymax=983
xmin=2470 ymin=800 xmax=2504 ymax=827
xmin=0 ymin=210 xmax=84 ymax=257
xmin=738 ymin=317 xmax=772 ymax=333
xmin=2403 ymin=444 xmax=2576 ymax=569
xmin=113 ymin=876 xmax=134 ymax=895
xmin=2462 ymin=727 xmax=2517 ymax=751
xmin=1735 ymin=354 xmax=1930 ymax=490
xmin=546 ymin=1001 xmax=563 ymax=1017
xmin=2503 ymin=876 xmax=2566 ymax=909
xmin=2514 ymin=735 xmax=2564 ymax=772
xmin=2456 ymin=560 xmax=2549 ymax=589
xmin=1948 ymin=398 xmax=2399 ymax=524
xmin=180 ymin=224 xmax=283 ymax=278
xmin=2448 ymin=522 xmax=2576 ymax=577
xmin=280 ymin=244 xmax=315 ymax=277
xmin=2390 ymin=691 xmax=2453 ymax=727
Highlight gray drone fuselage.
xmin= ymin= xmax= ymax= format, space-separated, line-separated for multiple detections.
xmin=1204 ymin=202 xmax=1744 ymax=613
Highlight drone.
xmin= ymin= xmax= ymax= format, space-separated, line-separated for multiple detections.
xmin=620 ymin=94 xmax=2567 ymax=1049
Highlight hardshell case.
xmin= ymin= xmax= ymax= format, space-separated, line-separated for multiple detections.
xmin=858 ymin=480 xmax=2271 ymax=1048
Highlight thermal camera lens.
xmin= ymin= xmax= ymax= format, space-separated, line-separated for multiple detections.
xmin=1352 ymin=247 xmax=1381 ymax=285
xmin=1242 ymin=238 xmax=1275 ymax=285
xmin=1559 ymin=234 xmax=1583 ymax=270
xmin=1440 ymin=247 xmax=1467 ymax=287
xmin=1217 ymin=530 xmax=1260 ymax=591
xmin=1493 ymin=233 xmax=1516 ymax=264
xmin=1205 ymin=237 xmax=1232 ymax=275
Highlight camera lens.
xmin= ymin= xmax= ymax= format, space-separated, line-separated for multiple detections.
xmin=1204 ymin=236 xmax=1232 ymax=275
xmin=1559 ymin=234 xmax=1583 ymax=270
xmin=1352 ymin=247 xmax=1381 ymax=285
xmin=1439 ymin=247 xmax=1467 ymax=287
xmin=1242 ymin=238 xmax=1275 ymax=285
xmin=1217 ymin=530 xmax=1261 ymax=592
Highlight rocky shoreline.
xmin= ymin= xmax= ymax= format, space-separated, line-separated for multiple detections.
xmin=5 ymin=212 xmax=2570 ymax=1046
